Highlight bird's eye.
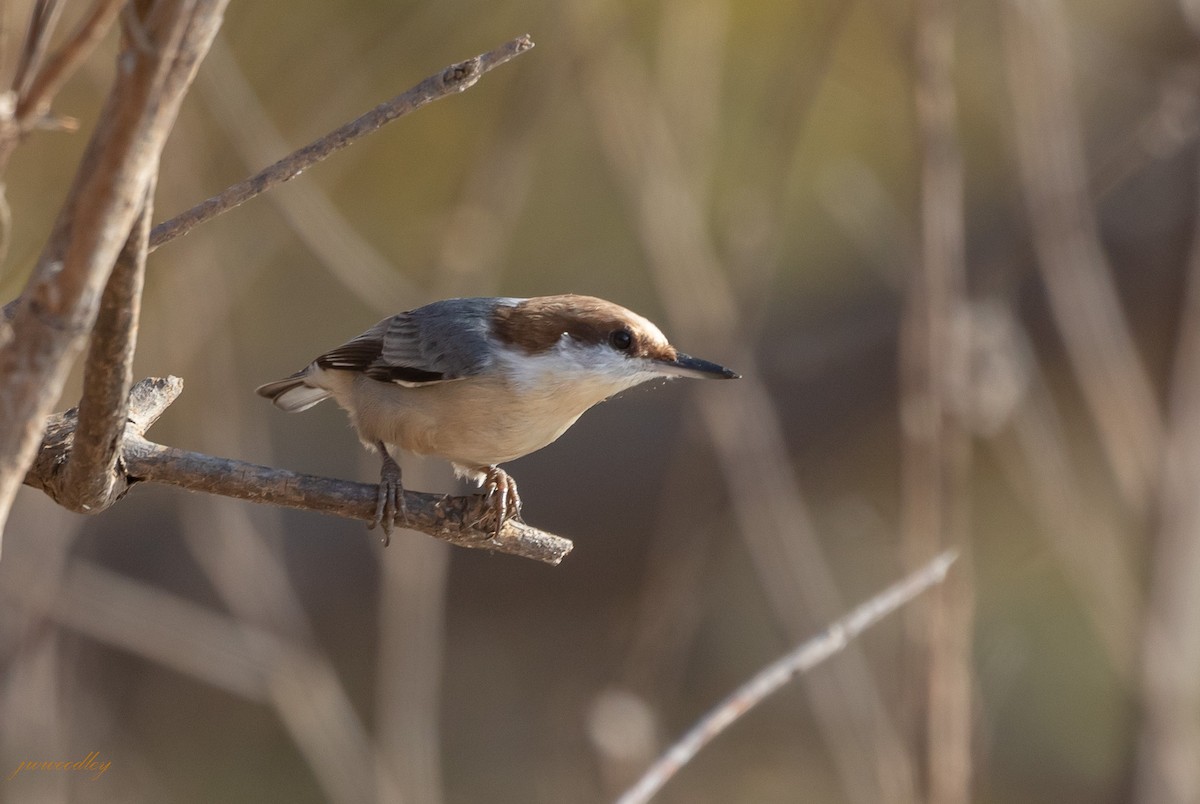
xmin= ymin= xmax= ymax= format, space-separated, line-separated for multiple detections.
xmin=610 ymin=328 xmax=634 ymax=351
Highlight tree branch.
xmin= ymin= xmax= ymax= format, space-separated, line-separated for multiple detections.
xmin=909 ymin=0 xmax=974 ymax=800
xmin=0 ymin=0 xmax=230 ymax=553
xmin=11 ymin=0 xmax=65 ymax=102
xmin=16 ymin=0 xmax=125 ymax=126
xmin=58 ymin=178 xmax=154 ymax=511
xmin=617 ymin=552 xmax=958 ymax=804
xmin=25 ymin=377 xmax=573 ymax=565
xmin=148 ymin=34 xmax=535 ymax=252
xmin=1 ymin=28 xmax=557 ymax=565
xmin=0 ymin=0 xmax=125 ymax=173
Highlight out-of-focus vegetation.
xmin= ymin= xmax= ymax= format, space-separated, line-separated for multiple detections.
xmin=1 ymin=0 xmax=1195 ymax=802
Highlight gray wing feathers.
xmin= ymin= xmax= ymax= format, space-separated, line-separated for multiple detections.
xmin=380 ymin=298 xmax=501 ymax=380
xmin=259 ymin=297 xmax=518 ymax=405
xmin=318 ymin=298 xmax=508 ymax=385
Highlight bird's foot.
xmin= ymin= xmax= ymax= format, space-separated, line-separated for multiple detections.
xmin=369 ymin=443 xmax=407 ymax=546
xmin=480 ymin=466 xmax=522 ymax=538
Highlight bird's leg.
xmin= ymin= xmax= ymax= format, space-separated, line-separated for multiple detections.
xmin=481 ymin=465 xmax=522 ymax=537
xmin=369 ymin=442 xmax=407 ymax=546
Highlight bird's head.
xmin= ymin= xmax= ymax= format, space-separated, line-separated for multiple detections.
xmin=490 ymin=295 xmax=739 ymax=394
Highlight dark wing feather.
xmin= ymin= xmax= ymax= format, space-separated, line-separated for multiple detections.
xmin=315 ymin=339 xmax=383 ymax=371
xmin=315 ymin=299 xmax=503 ymax=386
xmin=315 ymin=318 xmax=387 ymax=371
xmin=365 ymin=362 xmax=445 ymax=384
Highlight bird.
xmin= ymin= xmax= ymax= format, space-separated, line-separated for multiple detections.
xmin=256 ymin=294 xmax=739 ymax=544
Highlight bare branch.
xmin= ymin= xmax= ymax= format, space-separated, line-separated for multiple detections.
xmin=0 ymin=0 xmax=125 ymax=175
xmin=14 ymin=0 xmax=125 ymax=126
xmin=0 ymin=29 xmax=555 ymax=564
xmin=59 ymin=178 xmax=153 ymax=511
xmin=907 ymin=0 xmax=974 ymax=801
xmin=194 ymin=35 xmax=420 ymax=312
xmin=25 ymin=377 xmax=573 ymax=565
xmin=149 ymin=34 xmax=535 ymax=251
xmin=617 ymin=552 xmax=958 ymax=804
xmin=24 ymin=375 xmax=179 ymax=506
xmin=124 ymin=439 xmax=571 ymax=563
xmin=0 ymin=0 xmax=229 ymax=552
xmin=11 ymin=0 xmax=65 ymax=100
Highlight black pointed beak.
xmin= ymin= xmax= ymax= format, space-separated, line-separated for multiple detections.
xmin=655 ymin=352 xmax=741 ymax=380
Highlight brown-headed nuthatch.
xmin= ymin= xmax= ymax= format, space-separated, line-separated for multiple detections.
xmin=257 ymin=294 xmax=739 ymax=543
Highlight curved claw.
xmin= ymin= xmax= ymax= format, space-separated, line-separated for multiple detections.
xmin=369 ymin=443 xmax=407 ymax=546
xmin=481 ymin=466 xmax=522 ymax=538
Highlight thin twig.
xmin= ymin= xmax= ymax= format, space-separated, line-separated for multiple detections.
xmin=148 ymin=34 xmax=535 ymax=251
xmin=24 ymin=377 xmax=573 ymax=565
xmin=0 ymin=0 xmax=124 ymax=177
xmin=15 ymin=0 xmax=125 ymax=125
xmin=59 ymin=177 xmax=154 ymax=511
xmin=11 ymin=0 xmax=64 ymax=100
xmin=0 ymin=180 xmax=11 ymax=268
xmin=195 ymin=35 xmax=418 ymax=312
xmin=617 ymin=552 xmax=958 ymax=804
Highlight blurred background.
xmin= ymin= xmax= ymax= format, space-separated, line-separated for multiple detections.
xmin=0 ymin=0 xmax=1195 ymax=801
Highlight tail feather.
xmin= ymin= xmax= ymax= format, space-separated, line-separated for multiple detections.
xmin=256 ymin=371 xmax=331 ymax=412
